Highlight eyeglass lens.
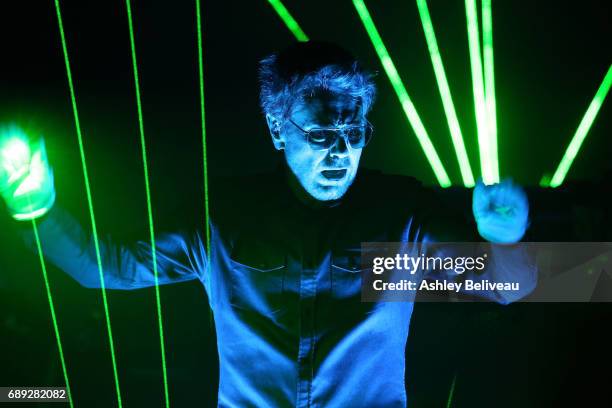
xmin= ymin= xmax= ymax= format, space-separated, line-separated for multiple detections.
xmin=307 ymin=126 xmax=372 ymax=150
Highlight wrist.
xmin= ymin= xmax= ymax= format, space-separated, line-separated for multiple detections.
xmin=8 ymin=188 xmax=56 ymax=221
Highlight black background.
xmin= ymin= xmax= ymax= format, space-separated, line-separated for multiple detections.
xmin=0 ymin=0 xmax=611 ymax=406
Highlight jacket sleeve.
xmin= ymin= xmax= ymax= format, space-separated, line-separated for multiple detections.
xmin=18 ymin=205 xmax=209 ymax=292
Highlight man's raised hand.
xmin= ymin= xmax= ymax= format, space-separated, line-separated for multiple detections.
xmin=472 ymin=178 xmax=529 ymax=244
xmin=0 ymin=125 xmax=56 ymax=221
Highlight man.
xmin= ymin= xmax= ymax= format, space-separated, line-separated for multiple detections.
xmin=0 ymin=41 xmax=535 ymax=407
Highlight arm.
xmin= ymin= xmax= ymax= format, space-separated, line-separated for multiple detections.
xmin=419 ymin=179 xmax=537 ymax=304
xmin=1 ymin=127 xmax=208 ymax=292
xmin=18 ymin=205 xmax=208 ymax=290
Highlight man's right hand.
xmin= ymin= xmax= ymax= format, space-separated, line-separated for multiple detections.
xmin=0 ymin=125 xmax=56 ymax=221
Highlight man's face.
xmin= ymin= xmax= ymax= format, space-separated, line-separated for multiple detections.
xmin=271 ymin=91 xmax=365 ymax=201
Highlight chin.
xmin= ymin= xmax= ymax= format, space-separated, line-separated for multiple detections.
xmin=307 ymin=183 xmax=351 ymax=201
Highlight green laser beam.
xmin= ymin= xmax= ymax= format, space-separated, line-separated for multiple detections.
xmin=549 ymin=64 xmax=612 ymax=187
xmin=416 ymin=0 xmax=474 ymax=187
xmin=31 ymin=218 xmax=74 ymax=408
xmin=195 ymin=0 xmax=214 ymax=329
xmin=53 ymin=1 xmax=123 ymax=406
xmin=465 ymin=0 xmax=494 ymax=185
xmin=352 ymin=0 xmax=451 ymax=187
xmin=124 ymin=1 xmax=171 ymax=406
xmin=482 ymin=0 xmax=499 ymax=182
xmin=267 ymin=0 xmax=309 ymax=41
xmin=446 ymin=372 xmax=457 ymax=408
xmin=195 ymin=0 xmax=211 ymax=265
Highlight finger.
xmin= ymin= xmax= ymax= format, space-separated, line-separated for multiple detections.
xmin=503 ymin=182 xmax=527 ymax=210
xmin=473 ymin=177 xmax=485 ymax=195
xmin=477 ymin=215 xmax=528 ymax=243
xmin=494 ymin=179 xmax=518 ymax=208
xmin=497 ymin=182 xmax=513 ymax=207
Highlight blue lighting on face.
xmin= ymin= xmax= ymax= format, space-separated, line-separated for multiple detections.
xmin=277 ymin=92 xmax=365 ymax=201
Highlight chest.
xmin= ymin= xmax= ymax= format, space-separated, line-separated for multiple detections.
xmin=213 ymin=205 xmax=419 ymax=327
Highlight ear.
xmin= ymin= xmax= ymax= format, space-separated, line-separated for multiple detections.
xmin=266 ymin=114 xmax=285 ymax=151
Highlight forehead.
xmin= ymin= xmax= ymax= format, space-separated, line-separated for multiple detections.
xmin=291 ymin=90 xmax=363 ymax=126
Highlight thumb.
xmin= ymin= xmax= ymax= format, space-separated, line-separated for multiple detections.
xmin=472 ymin=178 xmax=490 ymax=217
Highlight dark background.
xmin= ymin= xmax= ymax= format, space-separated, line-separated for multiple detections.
xmin=0 ymin=0 xmax=610 ymax=406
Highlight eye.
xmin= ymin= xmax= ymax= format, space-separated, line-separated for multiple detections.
xmin=345 ymin=127 xmax=365 ymax=141
xmin=309 ymin=130 xmax=334 ymax=143
xmin=309 ymin=133 xmax=326 ymax=142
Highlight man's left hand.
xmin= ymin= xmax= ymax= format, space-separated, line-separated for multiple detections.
xmin=472 ymin=178 xmax=529 ymax=244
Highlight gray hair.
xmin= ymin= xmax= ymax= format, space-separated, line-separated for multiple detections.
xmin=258 ymin=42 xmax=377 ymax=120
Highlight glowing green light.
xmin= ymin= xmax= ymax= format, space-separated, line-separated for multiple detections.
xmin=53 ymin=0 xmax=123 ymax=406
xmin=416 ymin=0 xmax=474 ymax=187
xmin=195 ymin=0 xmax=211 ymax=260
xmin=267 ymin=0 xmax=309 ymax=41
xmin=0 ymin=134 xmax=56 ymax=220
xmin=539 ymin=173 xmax=551 ymax=188
xmin=1 ymin=136 xmax=30 ymax=160
xmin=13 ymin=207 xmax=51 ymax=221
xmin=549 ymin=64 xmax=612 ymax=187
xmin=31 ymin=218 xmax=74 ymax=408
xmin=465 ymin=0 xmax=494 ymax=185
xmin=352 ymin=0 xmax=451 ymax=187
xmin=1 ymin=136 xmax=30 ymax=184
xmin=124 ymin=0 xmax=171 ymax=406
xmin=195 ymin=0 xmax=214 ymax=328
xmin=446 ymin=372 xmax=457 ymax=408
xmin=13 ymin=150 xmax=45 ymax=197
xmin=482 ymin=0 xmax=499 ymax=182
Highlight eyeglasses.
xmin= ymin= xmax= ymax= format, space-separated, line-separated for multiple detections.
xmin=287 ymin=118 xmax=374 ymax=151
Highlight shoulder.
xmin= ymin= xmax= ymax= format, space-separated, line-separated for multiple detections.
xmin=347 ymin=167 xmax=431 ymax=209
xmin=208 ymin=170 xmax=284 ymax=225
xmin=355 ymin=168 xmax=422 ymax=187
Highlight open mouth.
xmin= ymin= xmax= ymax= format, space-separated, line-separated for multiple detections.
xmin=321 ymin=169 xmax=348 ymax=180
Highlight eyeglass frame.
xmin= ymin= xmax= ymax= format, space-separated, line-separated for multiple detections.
xmin=286 ymin=117 xmax=374 ymax=151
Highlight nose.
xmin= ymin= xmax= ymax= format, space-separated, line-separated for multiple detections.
xmin=329 ymin=134 xmax=349 ymax=158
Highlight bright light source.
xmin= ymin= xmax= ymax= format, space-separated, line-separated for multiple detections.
xmin=267 ymin=0 xmax=309 ymax=41
xmin=482 ymin=0 xmax=499 ymax=182
xmin=416 ymin=0 xmax=474 ymax=187
xmin=465 ymin=0 xmax=495 ymax=185
xmin=549 ymin=65 xmax=612 ymax=187
xmin=1 ymin=135 xmax=31 ymax=184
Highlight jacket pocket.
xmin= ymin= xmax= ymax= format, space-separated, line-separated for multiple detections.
xmin=331 ymin=254 xmax=364 ymax=299
xmin=229 ymin=255 xmax=287 ymax=318
xmin=331 ymin=251 xmax=378 ymax=317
